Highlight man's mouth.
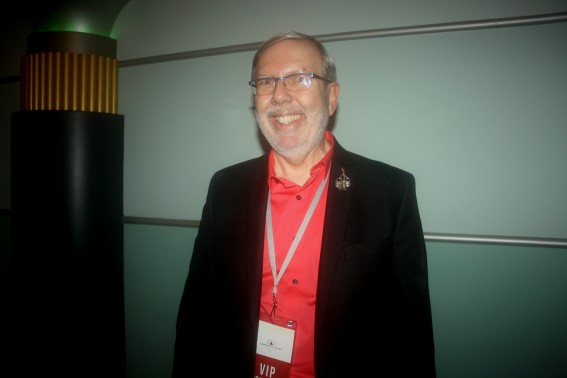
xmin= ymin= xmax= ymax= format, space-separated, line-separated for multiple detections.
xmin=275 ymin=114 xmax=301 ymax=124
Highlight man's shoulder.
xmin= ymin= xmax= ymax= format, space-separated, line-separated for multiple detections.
xmin=218 ymin=155 xmax=266 ymax=172
xmin=210 ymin=154 xmax=268 ymax=184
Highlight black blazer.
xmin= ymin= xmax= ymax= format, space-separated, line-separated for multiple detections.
xmin=173 ymin=138 xmax=436 ymax=377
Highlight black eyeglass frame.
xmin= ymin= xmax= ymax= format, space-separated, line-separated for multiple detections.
xmin=248 ymin=72 xmax=330 ymax=95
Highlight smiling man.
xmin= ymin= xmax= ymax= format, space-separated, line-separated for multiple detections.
xmin=172 ymin=31 xmax=436 ymax=378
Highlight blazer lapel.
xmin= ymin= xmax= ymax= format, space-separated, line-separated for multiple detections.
xmin=316 ymin=140 xmax=355 ymax=333
xmin=245 ymin=154 xmax=269 ymax=328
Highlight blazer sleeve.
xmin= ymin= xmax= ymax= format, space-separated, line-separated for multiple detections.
xmin=392 ymin=173 xmax=436 ymax=376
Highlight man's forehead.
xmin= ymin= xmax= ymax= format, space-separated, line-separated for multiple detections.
xmin=257 ymin=40 xmax=322 ymax=71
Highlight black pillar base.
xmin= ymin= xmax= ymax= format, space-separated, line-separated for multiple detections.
xmin=9 ymin=111 xmax=125 ymax=377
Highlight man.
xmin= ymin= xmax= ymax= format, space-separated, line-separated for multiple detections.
xmin=172 ymin=31 xmax=436 ymax=377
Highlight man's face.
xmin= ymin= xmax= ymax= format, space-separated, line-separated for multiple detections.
xmin=253 ymin=39 xmax=339 ymax=162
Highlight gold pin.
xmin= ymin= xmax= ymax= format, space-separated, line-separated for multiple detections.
xmin=335 ymin=168 xmax=351 ymax=191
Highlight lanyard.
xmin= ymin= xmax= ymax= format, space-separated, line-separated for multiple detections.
xmin=266 ymin=170 xmax=329 ymax=317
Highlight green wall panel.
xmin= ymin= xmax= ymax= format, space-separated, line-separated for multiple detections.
xmin=124 ymin=224 xmax=197 ymax=378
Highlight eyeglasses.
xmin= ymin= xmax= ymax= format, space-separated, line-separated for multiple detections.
xmin=248 ymin=72 xmax=330 ymax=95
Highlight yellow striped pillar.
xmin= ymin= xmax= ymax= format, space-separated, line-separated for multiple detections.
xmin=20 ymin=31 xmax=118 ymax=113
xmin=10 ymin=31 xmax=125 ymax=377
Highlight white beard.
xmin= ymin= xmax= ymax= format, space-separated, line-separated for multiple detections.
xmin=256 ymin=104 xmax=329 ymax=164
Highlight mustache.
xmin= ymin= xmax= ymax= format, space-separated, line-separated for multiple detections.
xmin=263 ymin=106 xmax=304 ymax=117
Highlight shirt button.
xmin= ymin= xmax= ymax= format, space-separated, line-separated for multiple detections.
xmin=296 ymin=195 xmax=301 ymax=200
xmin=292 ymin=279 xmax=299 ymax=285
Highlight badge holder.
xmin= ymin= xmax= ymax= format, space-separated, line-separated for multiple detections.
xmin=254 ymin=311 xmax=297 ymax=378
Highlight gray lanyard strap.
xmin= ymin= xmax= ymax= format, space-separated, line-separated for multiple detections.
xmin=266 ymin=170 xmax=329 ymax=316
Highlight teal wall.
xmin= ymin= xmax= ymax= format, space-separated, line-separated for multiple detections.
xmin=124 ymin=223 xmax=567 ymax=378
xmin=428 ymin=243 xmax=567 ymax=378
xmin=124 ymin=224 xmax=194 ymax=378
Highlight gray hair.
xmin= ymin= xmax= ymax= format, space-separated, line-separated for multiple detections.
xmin=251 ymin=31 xmax=337 ymax=83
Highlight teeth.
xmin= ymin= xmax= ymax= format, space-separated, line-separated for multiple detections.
xmin=276 ymin=114 xmax=301 ymax=124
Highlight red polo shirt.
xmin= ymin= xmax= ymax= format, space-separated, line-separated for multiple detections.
xmin=260 ymin=131 xmax=334 ymax=378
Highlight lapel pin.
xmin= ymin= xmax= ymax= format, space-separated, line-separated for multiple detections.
xmin=335 ymin=168 xmax=351 ymax=191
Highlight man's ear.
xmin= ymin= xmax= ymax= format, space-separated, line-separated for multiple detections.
xmin=327 ymin=82 xmax=340 ymax=116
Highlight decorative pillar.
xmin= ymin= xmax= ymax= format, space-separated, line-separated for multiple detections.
xmin=10 ymin=30 xmax=125 ymax=377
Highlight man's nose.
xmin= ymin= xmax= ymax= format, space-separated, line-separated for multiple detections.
xmin=271 ymin=79 xmax=291 ymax=103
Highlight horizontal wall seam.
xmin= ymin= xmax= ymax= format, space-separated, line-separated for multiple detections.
xmin=118 ymin=12 xmax=567 ymax=68
xmin=122 ymin=216 xmax=567 ymax=249
xmin=2 ymin=12 xmax=565 ymax=82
